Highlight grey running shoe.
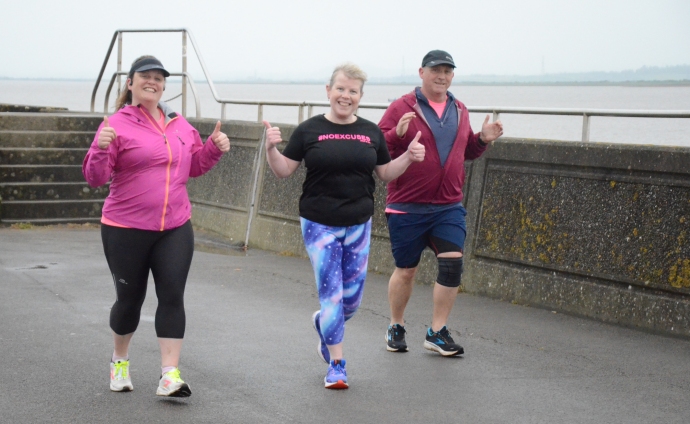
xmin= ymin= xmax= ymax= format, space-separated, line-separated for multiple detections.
xmin=110 ymin=360 xmax=133 ymax=392
xmin=156 ymin=368 xmax=191 ymax=397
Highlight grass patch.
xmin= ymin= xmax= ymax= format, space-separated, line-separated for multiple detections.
xmin=10 ymin=222 xmax=33 ymax=230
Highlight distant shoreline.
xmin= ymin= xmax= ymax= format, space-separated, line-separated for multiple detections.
xmin=3 ymin=64 xmax=689 ymax=86
xmin=1 ymin=77 xmax=689 ymax=87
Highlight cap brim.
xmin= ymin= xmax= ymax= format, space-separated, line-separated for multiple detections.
xmin=424 ymin=60 xmax=456 ymax=68
xmin=133 ymin=64 xmax=170 ymax=77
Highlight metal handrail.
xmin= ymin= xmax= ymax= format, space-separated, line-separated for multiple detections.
xmin=90 ymin=29 xmax=690 ymax=143
xmin=91 ymin=28 xmax=215 ymax=117
xmin=466 ymin=107 xmax=690 ymax=142
xmin=216 ymin=100 xmax=690 ymax=143
xmin=102 ymin=71 xmax=201 ymax=119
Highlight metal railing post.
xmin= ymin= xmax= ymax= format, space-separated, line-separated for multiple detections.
xmin=182 ymin=31 xmax=188 ymax=117
xmin=258 ymin=104 xmax=264 ymax=123
xmin=493 ymin=111 xmax=500 ymax=122
xmin=116 ymin=33 xmax=123 ymax=112
xmin=243 ymin=128 xmax=267 ymax=250
xmin=582 ymin=113 xmax=590 ymax=142
xmin=221 ymin=103 xmax=226 ymax=121
xmin=298 ymin=104 xmax=304 ymax=123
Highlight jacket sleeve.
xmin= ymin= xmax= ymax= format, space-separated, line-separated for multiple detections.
xmin=462 ymin=108 xmax=489 ymax=160
xmin=189 ymin=129 xmax=223 ymax=177
xmin=465 ymin=132 xmax=488 ymax=160
xmin=82 ymin=122 xmax=115 ymax=187
xmin=379 ymin=100 xmax=414 ymax=159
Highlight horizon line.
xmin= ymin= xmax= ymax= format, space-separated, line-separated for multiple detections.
xmin=1 ymin=77 xmax=689 ymax=87
xmin=3 ymin=63 xmax=690 ymax=83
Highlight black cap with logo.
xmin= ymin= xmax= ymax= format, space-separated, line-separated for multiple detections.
xmin=421 ymin=50 xmax=455 ymax=68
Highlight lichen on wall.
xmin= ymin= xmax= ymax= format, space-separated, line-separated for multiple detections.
xmin=476 ymin=165 xmax=690 ymax=294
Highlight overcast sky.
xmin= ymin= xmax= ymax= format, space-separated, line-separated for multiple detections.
xmin=2 ymin=0 xmax=689 ymax=81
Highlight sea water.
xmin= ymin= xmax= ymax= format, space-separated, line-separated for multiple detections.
xmin=1 ymin=80 xmax=689 ymax=146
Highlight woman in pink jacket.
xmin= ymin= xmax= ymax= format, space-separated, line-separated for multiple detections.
xmin=83 ymin=55 xmax=230 ymax=397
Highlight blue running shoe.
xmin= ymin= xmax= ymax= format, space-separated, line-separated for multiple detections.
xmin=324 ymin=359 xmax=348 ymax=389
xmin=312 ymin=310 xmax=330 ymax=363
xmin=424 ymin=326 xmax=464 ymax=356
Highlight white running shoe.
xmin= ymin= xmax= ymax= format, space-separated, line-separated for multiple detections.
xmin=156 ymin=368 xmax=192 ymax=397
xmin=110 ymin=360 xmax=133 ymax=392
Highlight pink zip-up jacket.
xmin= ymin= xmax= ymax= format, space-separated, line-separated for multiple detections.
xmin=379 ymin=90 xmax=488 ymax=205
xmin=83 ymin=103 xmax=224 ymax=231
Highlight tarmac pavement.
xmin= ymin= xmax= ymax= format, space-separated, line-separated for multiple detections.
xmin=1 ymin=224 xmax=689 ymax=424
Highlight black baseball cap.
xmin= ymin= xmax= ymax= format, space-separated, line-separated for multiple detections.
xmin=128 ymin=57 xmax=170 ymax=78
xmin=421 ymin=50 xmax=455 ymax=68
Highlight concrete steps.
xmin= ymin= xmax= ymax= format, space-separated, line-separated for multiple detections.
xmin=0 ymin=131 xmax=95 ymax=148
xmin=0 ymin=182 xmax=108 ymax=201
xmin=0 ymin=112 xmax=107 ymax=225
xmin=0 ymin=165 xmax=87 ymax=182
xmin=0 ymin=148 xmax=88 ymax=165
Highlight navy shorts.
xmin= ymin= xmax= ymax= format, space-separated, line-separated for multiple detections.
xmin=386 ymin=205 xmax=467 ymax=268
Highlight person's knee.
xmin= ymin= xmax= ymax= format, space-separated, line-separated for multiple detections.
xmin=110 ymin=306 xmax=141 ymax=335
xmin=436 ymin=257 xmax=463 ymax=288
xmin=394 ymin=266 xmax=417 ymax=283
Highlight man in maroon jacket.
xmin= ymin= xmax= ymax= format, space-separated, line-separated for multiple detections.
xmin=379 ymin=50 xmax=503 ymax=356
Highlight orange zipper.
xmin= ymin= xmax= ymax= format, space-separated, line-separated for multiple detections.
xmin=141 ymin=108 xmax=178 ymax=231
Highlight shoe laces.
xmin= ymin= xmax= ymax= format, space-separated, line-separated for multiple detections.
xmin=164 ymin=368 xmax=183 ymax=383
xmin=329 ymin=361 xmax=345 ymax=376
xmin=437 ymin=326 xmax=455 ymax=343
xmin=391 ymin=324 xmax=406 ymax=340
xmin=113 ymin=361 xmax=129 ymax=379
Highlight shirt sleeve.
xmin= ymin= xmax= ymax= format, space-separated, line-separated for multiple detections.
xmin=281 ymin=125 xmax=306 ymax=162
xmin=375 ymin=127 xmax=391 ymax=165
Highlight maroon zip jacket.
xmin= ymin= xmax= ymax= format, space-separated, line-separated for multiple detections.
xmin=379 ymin=90 xmax=488 ymax=206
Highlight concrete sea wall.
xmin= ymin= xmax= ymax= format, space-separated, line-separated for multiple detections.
xmin=186 ymin=119 xmax=690 ymax=338
xmin=463 ymin=139 xmax=690 ymax=338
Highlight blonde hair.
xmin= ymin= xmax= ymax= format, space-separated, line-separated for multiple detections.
xmin=329 ymin=62 xmax=367 ymax=92
xmin=114 ymin=55 xmax=159 ymax=110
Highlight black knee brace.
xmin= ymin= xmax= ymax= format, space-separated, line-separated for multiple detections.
xmin=437 ymin=257 xmax=463 ymax=287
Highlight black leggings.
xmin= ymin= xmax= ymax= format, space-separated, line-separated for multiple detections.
xmin=101 ymin=220 xmax=194 ymax=339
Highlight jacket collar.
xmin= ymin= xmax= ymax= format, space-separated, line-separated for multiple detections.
xmin=122 ymin=101 xmax=178 ymax=124
xmin=414 ymin=86 xmax=456 ymax=106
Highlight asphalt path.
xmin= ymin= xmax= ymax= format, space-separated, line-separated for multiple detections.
xmin=1 ymin=225 xmax=689 ymax=423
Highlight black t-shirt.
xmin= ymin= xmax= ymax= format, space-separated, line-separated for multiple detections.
xmin=282 ymin=114 xmax=391 ymax=227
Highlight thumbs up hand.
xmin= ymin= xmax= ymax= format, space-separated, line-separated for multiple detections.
xmin=263 ymin=120 xmax=283 ymax=151
xmin=406 ymin=131 xmax=425 ymax=162
xmin=211 ymin=121 xmax=230 ymax=152
xmin=98 ymin=116 xmax=116 ymax=150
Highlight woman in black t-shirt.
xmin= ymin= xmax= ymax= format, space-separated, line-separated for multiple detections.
xmin=263 ymin=63 xmax=424 ymax=390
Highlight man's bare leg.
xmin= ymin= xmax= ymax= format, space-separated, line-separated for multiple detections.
xmin=388 ymin=267 xmax=417 ymax=325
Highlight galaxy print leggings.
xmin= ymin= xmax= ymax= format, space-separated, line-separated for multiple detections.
xmin=300 ymin=217 xmax=372 ymax=346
